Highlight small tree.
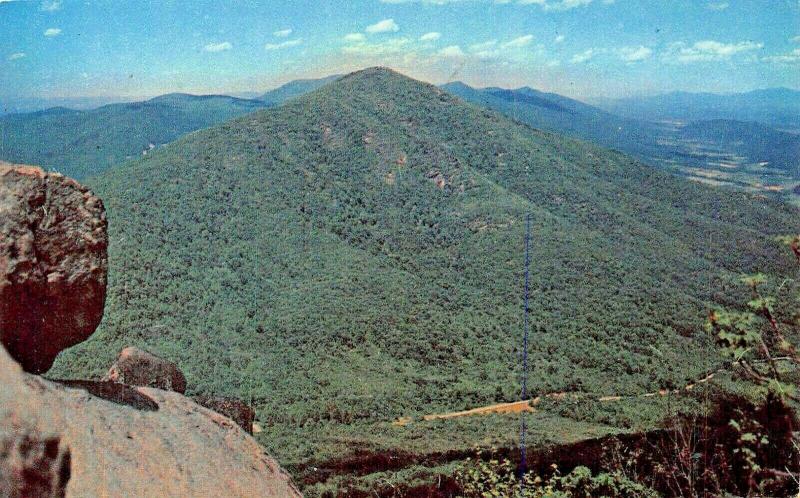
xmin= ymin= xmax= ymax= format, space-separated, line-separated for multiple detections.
xmin=706 ymin=234 xmax=800 ymax=493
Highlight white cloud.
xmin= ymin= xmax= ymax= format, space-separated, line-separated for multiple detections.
xmin=791 ymin=35 xmax=800 ymax=43
xmin=618 ymin=45 xmax=652 ymax=62
xmin=379 ymin=0 xmax=465 ymax=3
xmin=204 ymin=42 xmax=232 ymax=52
xmin=706 ymin=1 xmax=729 ymax=10
xmin=554 ymin=34 xmax=565 ymax=43
xmin=273 ymin=29 xmax=293 ymax=38
xmin=469 ymin=40 xmax=498 ymax=52
xmin=570 ymin=48 xmax=596 ymax=63
xmin=438 ymin=45 xmax=465 ymax=57
xmin=763 ymin=47 xmax=800 ymax=64
xmin=379 ymin=0 xmax=604 ymax=8
xmin=664 ymin=40 xmax=763 ymax=63
xmin=341 ymin=37 xmax=413 ymax=56
xmin=43 ymin=28 xmax=62 ymax=37
xmin=40 ymin=0 xmax=61 ymax=11
xmin=366 ymin=19 xmax=400 ymax=34
xmin=264 ymin=38 xmax=303 ymax=50
xmin=518 ymin=0 xmax=592 ymax=11
xmin=344 ymin=33 xmax=367 ymax=42
xmin=501 ymin=34 xmax=534 ymax=49
xmin=419 ymin=32 xmax=441 ymax=42
xmin=8 ymin=52 xmax=25 ymax=60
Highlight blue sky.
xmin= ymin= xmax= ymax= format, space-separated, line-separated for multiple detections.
xmin=1 ymin=0 xmax=799 ymax=103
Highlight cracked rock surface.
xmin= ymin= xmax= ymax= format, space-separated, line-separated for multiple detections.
xmin=0 ymin=162 xmax=108 ymax=374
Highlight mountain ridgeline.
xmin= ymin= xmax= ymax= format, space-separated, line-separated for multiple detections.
xmin=593 ymin=87 xmax=800 ymax=130
xmin=0 ymin=78 xmax=342 ymax=180
xmin=443 ymin=82 xmax=800 ymax=180
xmin=0 ymin=94 xmax=268 ymax=179
xmin=50 ymin=68 xmax=797 ymax=479
xmin=440 ymin=81 xmax=664 ymax=158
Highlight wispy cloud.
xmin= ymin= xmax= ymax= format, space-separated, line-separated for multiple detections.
xmin=273 ymin=29 xmax=293 ymax=38
xmin=204 ymin=41 xmax=232 ymax=52
xmin=388 ymin=0 xmax=596 ymax=7
xmin=379 ymin=0 xmax=466 ymax=3
xmin=469 ymin=40 xmax=498 ymax=52
xmin=664 ymin=39 xmax=762 ymax=63
xmin=570 ymin=48 xmax=597 ymax=63
xmin=8 ymin=52 xmax=25 ymax=61
xmin=379 ymin=0 xmax=606 ymax=9
xmin=517 ymin=0 xmax=593 ymax=11
xmin=501 ymin=34 xmax=534 ymax=49
xmin=618 ymin=45 xmax=652 ymax=62
xmin=554 ymin=34 xmax=565 ymax=43
xmin=438 ymin=45 xmax=465 ymax=57
xmin=344 ymin=33 xmax=367 ymax=42
xmin=44 ymin=28 xmax=62 ymax=37
xmin=341 ymin=37 xmax=414 ymax=56
xmin=706 ymin=1 xmax=729 ymax=10
xmin=791 ymin=35 xmax=800 ymax=43
xmin=264 ymin=38 xmax=303 ymax=50
xmin=419 ymin=32 xmax=442 ymax=42
xmin=366 ymin=19 xmax=400 ymax=34
xmin=40 ymin=0 xmax=61 ymax=11
xmin=763 ymin=48 xmax=800 ymax=64
xmin=465 ymin=36 xmax=538 ymax=61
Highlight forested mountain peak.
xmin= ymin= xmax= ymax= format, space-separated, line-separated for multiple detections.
xmin=51 ymin=67 xmax=798 ymax=487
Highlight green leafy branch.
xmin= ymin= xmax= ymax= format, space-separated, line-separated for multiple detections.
xmin=706 ymin=235 xmax=800 ymax=402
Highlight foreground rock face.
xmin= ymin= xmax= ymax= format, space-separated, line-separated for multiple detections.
xmin=193 ymin=395 xmax=256 ymax=434
xmin=105 ymin=346 xmax=188 ymax=394
xmin=0 ymin=163 xmax=108 ymax=373
xmin=0 ymin=427 xmax=71 ymax=498
xmin=0 ymin=347 xmax=302 ymax=497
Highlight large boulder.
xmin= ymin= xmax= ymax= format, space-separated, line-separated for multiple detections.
xmin=105 ymin=346 xmax=188 ymax=394
xmin=193 ymin=396 xmax=256 ymax=434
xmin=0 ymin=163 xmax=107 ymax=373
xmin=0 ymin=346 xmax=302 ymax=497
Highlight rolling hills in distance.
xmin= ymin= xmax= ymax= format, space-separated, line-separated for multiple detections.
xmin=2 ymin=72 xmax=798 ymax=206
xmin=46 ymin=67 xmax=799 ymax=494
xmin=591 ymin=87 xmax=800 ymax=130
xmin=0 ymin=77 xmax=342 ymax=180
xmin=442 ymin=82 xmax=800 ymax=202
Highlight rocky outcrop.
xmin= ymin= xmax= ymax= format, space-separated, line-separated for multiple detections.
xmin=0 ymin=163 xmax=107 ymax=374
xmin=0 ymin=164 xmax=302 ymax=496
xmin=0 ymin=346 xmax=302 ymax=497
xmin=104 ymin=346 xmax=188 ymax=394
xmin=193 ymin=395 xmax=256 ymax=434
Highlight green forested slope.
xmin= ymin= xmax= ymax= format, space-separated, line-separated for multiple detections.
xmin=440 ymin=81 xmax=665 ymax=160
xmin=0 ymin=94 xmax=269 ymax=179
xmin=51 ymin=67 xmax=797 ymax=470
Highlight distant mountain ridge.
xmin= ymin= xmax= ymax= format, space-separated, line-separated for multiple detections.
xmin=0 ymin=77 xmax=344 ymax=180
xmin=442 ymin=81 xmax=671 ymax=162
xmin=0 ymin=94 xmax=270 ymax=179
xmin=258 ymin=75 xmax=343 ymax=105
xmin=443 ymin=81 xmax=800 ymax=187
xmin=2 ymin=74 xmax=798 ymax=191
xmin=592 ymin=87 xmax=800 ymax=129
